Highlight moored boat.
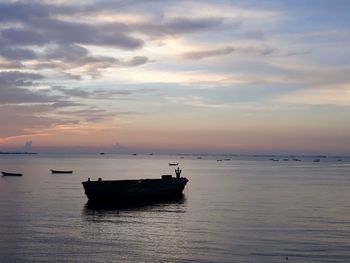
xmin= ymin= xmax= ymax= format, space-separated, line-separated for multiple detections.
xmin=50 ymin=169 xmax=73 ymax=174
xmin=82 ymin=168 xmax=188 ymax=203
xmin=1 ymin=171 xmax=23 ymax=176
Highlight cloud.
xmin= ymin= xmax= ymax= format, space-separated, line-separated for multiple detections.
xmin=243 ymin=30 xmax=265 ymax=40
xmin=0 ymin=59 xmax=23 ymax=69
xmin=53 ymin=86 xmax=157 ymax=99
xmin=0 ymin=1 xmax=229 ymax=80
xmin=29 ymin=45 xmax=150 ymax=77
xmin=0 ymin=104 xmax=78 ymax=138
xmin=183 ymin=47 xmax=234 ymax=60
xmin=182 ymin=46 xmax=277 ymax=60
xmin=55 ymin=108 xmax=137 ymax=122
xmin=151 ymin=17 xmax=225 ymax=36
xmin=165 ymin=96 xmax=229 ymax=108
xmin=118 ymin=56 xmax=149 ymax=67
xmin=0 ymin=71 xmax=56 ymax=104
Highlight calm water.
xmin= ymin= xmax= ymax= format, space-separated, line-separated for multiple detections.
xmin=0 ymin=154 xmax=349 ymax=263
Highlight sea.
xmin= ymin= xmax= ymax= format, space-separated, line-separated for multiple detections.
xmin=0 ymin=153 xmax=349 ymax=263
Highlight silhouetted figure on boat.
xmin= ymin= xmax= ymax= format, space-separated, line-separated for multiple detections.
xmin=175 ymin=167 xmax=182 ymax=178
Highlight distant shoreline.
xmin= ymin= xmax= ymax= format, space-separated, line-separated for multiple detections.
xmin=0 ymin=152 xmax=38 ymax=155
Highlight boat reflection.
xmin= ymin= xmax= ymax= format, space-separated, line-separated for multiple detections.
xmin=83 ymin=194 xmax=187 ymax=218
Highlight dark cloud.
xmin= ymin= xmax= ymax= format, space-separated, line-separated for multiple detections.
xmin=117 ymin=56 xmax=149 ymax=67
xmin=0 ymin=46 xmax=37 ymax=60
xmin=0 ymin=71 xmax=52 ymax=104
xmin=0 ymin=71 xmax=86 ymax=109
xmin=0 ymin=2 xmax=51 ymax=22
xmin=123 ymin=17 xmax=227 ymax=38
xmin=283 ymin=49 xmax=312 ymax=57
xmin=51 ymin=101 xmax=83 ymax=108
xmin=1 ymin=28 xmax=47 ymax=46
xmin=162 ymin=17 xmax=224 ymax=34
xmin=244 ymin=30 xmax=265 ymax=40
xmin=183 ymin=46 xmax=277 ymax=60
xmin=32 ymin=18 xmax=143 ymax=49
xmin=0 ymin=1 xmax=228 ymax=77
xmin=54 ymin=86 xmax=157 ymax=99
xmin=44 ymin=44 xmax=89 ymax=61
xmin=0 ymin=18 xmax=143 ymax=50
xmin=183 ymin=47 xmax=234 ymax=60
xmin=27 ymin=44 xmax=149 ymax=77
xmin=54 ymin=87 xmax=90 ymax=98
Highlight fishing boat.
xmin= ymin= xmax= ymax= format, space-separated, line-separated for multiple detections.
xmin=168 ymin=162 xmax=179 ymax=166
xmin=1 ymin=171 xmax=22 ymax=176
xmin=82 ymin=168 xmax=188 ymax=203
xmin=50 ymin=169 xmax=73 ymax=174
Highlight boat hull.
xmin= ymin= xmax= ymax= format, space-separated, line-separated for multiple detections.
xmin=51 ymin=170 xmax=73 ymax=174
xmin=82 ymin=177 xmax=188 ymax=203
xmin=1 ymin=172 xmax=22 ymax=176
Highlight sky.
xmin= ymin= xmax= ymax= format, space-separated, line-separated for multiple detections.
xmin=0 ymin=0 xmax=349 ymax=154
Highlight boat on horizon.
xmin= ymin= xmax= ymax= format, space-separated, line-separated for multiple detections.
xmin=82 ymin=168 xmax=188 ymax=204
xmin=168 ymin=162 xmax=179 ymax=166
xmin=50 ymin=169 xmax=73 ymax=174
xmin=1 ymin=171 xmax=23 ymax=176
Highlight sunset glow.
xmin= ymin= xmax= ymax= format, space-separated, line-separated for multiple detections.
xmin=0 ymin=0 xmax=349 ymax=154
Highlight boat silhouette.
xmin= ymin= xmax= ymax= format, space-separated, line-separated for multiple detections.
xmin=82 ymin=168 xmax=188 ymax=204
xmin=50 ymin=169 xmax=73 ymax=174
xmin=1 ymin=171 xmax=22 ymax=176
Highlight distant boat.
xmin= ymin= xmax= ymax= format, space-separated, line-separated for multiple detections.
xmin=132 ymin=153 xmax=137 ymax=156
xmin=99 ymin=152 xmax=105 ymax=155
xmin=50 ymin=170 xmax=73 ymax=174
xmin=313 ymin=159 xmax=320 ymax=162
xmin=217 ymin=159 xmax=223 ymax=162
xmin=169 ymin=163 xmax=179 ymax=166
xmin=1 ymin=171 xmax=22 ymax=176
xmin=82 ymin=169 xmax=188 ymax=203
xmin=224 ymin=158 xmax=231 ymax=161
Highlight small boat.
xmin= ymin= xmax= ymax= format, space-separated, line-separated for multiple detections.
xmin=1 ymin=171 xmax=22 ymax=176
xmin=224 ymin=158 xmax=231 ymax=161
xmin=217 ymin=159 xmax=223 ymax=162
xmin=168 ymin=163 xmax=179 ymax=166
xmin=313 ymin=159 xmax=320 ymax=162
xmin=99 ymin=152 xmax=105 ymax=155
xmin=82 ymin=168 xmax=188 ymax=203
xmin=50 ymin=169 xmax=73 ymax=174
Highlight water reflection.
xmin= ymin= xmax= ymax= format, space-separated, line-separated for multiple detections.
xmin=83 ymin=195 xmax=187 ymax=221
